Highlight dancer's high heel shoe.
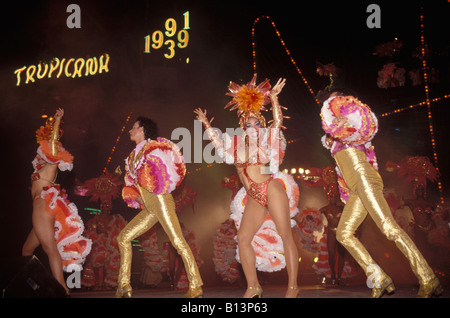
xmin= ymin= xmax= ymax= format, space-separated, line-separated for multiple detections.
xmin=416 ymin=277 xmax=443 ymax=298
xmin=368 ymin=276 xmax=396 ymax=298
xmin=245 ymin=285 xmax=263 ymax=298
xmin=182 ymin=286 xmax=203 ymax=298
xmin=115 ymin=283 xmax=133 ymax=298
xmin=286 ymin=286 xmax=300 ymax=298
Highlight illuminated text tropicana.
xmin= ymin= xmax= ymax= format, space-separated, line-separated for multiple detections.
xmin=14 ymin=53 xmax=110 ymax=86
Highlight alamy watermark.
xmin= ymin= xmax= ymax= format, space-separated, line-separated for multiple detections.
xmin=170 ymin=120 xmax=282 ymax=173
xmin=366 ymin=4 xmax=381 ymax=29
xmin=66 ymin=264 xmax=82 ymax=289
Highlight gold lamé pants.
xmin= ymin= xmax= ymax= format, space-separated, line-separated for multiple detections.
xmin=334 ymin=148 xmax=435 ymax=285
xmin=117 ymin=186 xmax=203 ymax=289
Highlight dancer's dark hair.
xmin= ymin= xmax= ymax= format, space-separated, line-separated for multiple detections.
xmin=136 ymin=116 xmax=159 ymax=140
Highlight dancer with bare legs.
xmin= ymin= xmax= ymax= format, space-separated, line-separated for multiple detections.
xmin=23 ymin=108 xmax=91 ymax=295
xmin=195 ymin=76 xmax=300 ymax=298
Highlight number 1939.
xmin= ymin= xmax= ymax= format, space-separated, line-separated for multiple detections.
xmin=144 ymin=11 xmax=190 ymax=59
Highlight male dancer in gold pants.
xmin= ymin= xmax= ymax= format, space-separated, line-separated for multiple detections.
xmin=321 ymin=91 xmax=442 ymax=298
xmin=116 ymin=116 xmax=203 ymax=298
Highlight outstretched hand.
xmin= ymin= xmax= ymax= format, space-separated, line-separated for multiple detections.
xmin=54 ymin=108 xmax=64 ymax=120
xmin=194 ymin=107 xmax=214 ymax=125
xmin=270 ymin=78 xmax=286 ymax=97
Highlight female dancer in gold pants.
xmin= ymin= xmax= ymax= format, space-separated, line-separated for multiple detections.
xmin=116 ymin=117 xmax=203 ymax=298
xmin=321 ymin=91 xmax=442 ymax=298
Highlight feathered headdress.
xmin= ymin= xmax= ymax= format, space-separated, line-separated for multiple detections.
xmin=225 ymin=75 xmax=271 ymax=128
xmin=35 ymin=117 xmax=54 ymax=143
xmin=74 ymin=169 xmax=123 ymax=213
xmin=35 ymin=117 xmax=63 ymax=144
xmin=386 ymin=156 xmax=437 ymax=194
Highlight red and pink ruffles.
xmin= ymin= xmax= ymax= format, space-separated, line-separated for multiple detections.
xmin=321 ymin=96 xmax=379 ymax=203
xmin=122 ymin=138 xmax=186 ymax=209
xmin=230 ymin=171 xmax=300 ymax=272
xmin=41 ymin=185 xmax=92 ymax=271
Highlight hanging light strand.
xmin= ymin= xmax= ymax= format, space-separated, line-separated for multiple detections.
xmin=380 ymin=94 xmax=449 ymax=117
xmin=252 ymin=16 xmax=320 ymax=105
xmin=420 ymin=8 xmax=444 ymax=204
xmin=103 ymin=112 xmax=132 ymax=174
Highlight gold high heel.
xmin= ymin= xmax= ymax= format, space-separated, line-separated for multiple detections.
xmin=245 ymin=285 xmax=263 ymax=298
xmin=115 ymin=283 xmax=133 ymax=298
xmin=286 ymin=286 xmax=300 ymax=298
xmin=416 ymin=277 xmax=443 ymax=298
xmin=182 ymin=286 xmax=203 ymax=298
xmin=368 ymin=276 xmax=396 ymax=298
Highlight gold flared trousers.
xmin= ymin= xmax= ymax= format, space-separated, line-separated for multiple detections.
xmin=117 ymin=186 xmax=203 ymax=288
xmin=334 ymin=148 xmax=435 ymax=284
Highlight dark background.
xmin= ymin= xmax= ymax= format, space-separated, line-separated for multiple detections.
xmin=0 ymin=0 xmax=448 ymax=287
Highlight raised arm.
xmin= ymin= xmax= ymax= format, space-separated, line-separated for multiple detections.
xmin=194 ymin=107 xmax=223 ymax=150
xmin=50 ymin=108 xmax=64 ymax=156
xmin=269 ymin=78 xmax=288 ymax=129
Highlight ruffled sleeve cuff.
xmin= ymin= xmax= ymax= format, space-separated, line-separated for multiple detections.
xmin=36 ymin=140 xmax=74 ymax=171
xmin=122 ymin=185 xmax=142 ymax=209
xmin=136 ymin=138 xmax=186 ymax=195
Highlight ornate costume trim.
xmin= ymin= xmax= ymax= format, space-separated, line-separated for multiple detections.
xmin=41 ymin=185 xmax=92 ymax=271
xmin=122 ymin=137 xmax=186 ymax=208
xmin=33 ymin=140 xmax=74 ymax=172
xmin=245 ymin=171 xmax=273 ymax=208
xmin=320 ymin=95 xmax=380 ymax=203
xmin=208 ymin=130 xmax=286 ymax=173
xmin=229 ymin=171 xmax=299 ymax=272
xmin=321 ymin=95 xmax=378 ymax=146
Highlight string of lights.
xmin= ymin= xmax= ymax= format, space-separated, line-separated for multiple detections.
xmin=98 ymin=12 xmax=446 ymax=205
xmin=420 ymin=8 xmax=444 ymax=204
xmin=380 ymin=95 xmax=449 ymax=117
xmin=103 ymin=112 xmax=132 ymax=174
xmin=251 ymin=16 xmax=320 ymax=105
xmin=250 ymin=13 xmax=446 ymax=203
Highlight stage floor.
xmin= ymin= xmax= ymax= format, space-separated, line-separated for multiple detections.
xmin=70 ymin=283 xmax=450 ymax=298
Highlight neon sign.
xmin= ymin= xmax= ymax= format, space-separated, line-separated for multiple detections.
xmin=144 ymin=11 xmax=190 ymax=59
xmin=14 ymin=53 xmax=110 ymax=86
